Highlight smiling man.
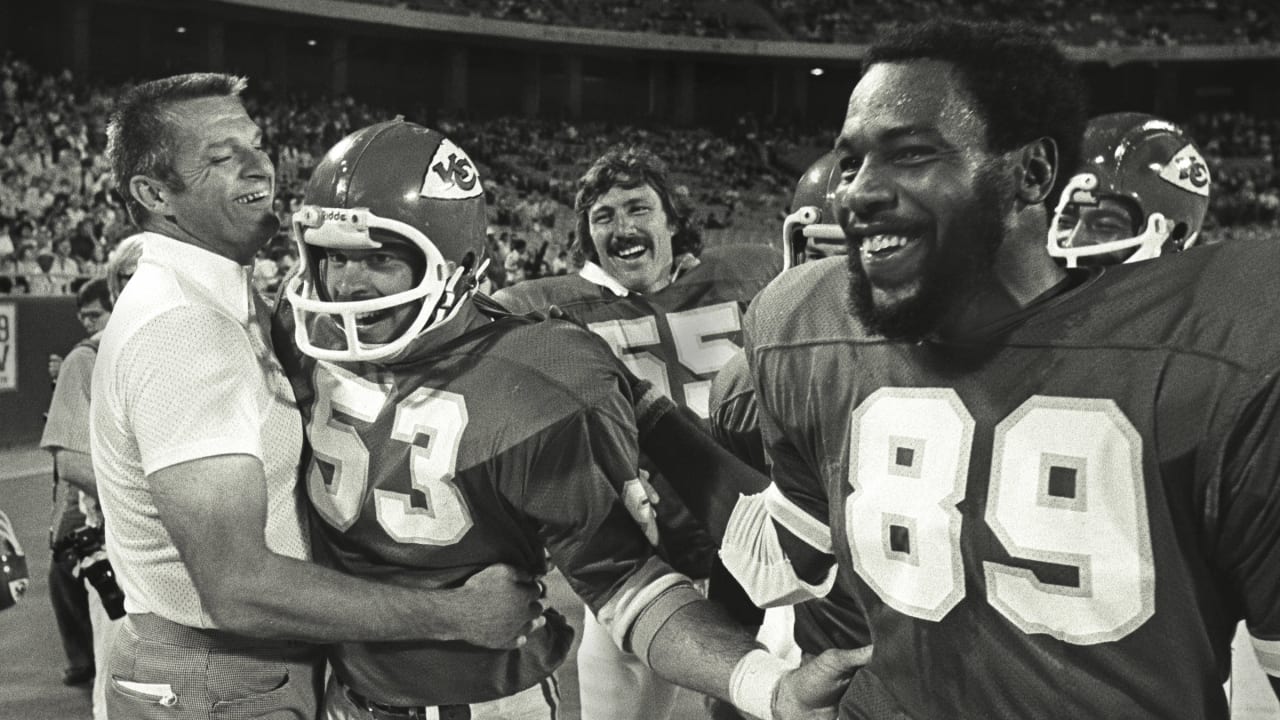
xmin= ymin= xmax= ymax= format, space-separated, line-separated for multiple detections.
xmin=495 ymin=146 xmax=781 ymax=720
xmin=721 ymin=18 xmax=1280 ymax=719
xmin=92 ymin=74 xmax=546 ymax=720
xmin=275 ymin=119 xmax=865 ymax=720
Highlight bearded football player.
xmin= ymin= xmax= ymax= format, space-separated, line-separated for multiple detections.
xmin=721 ymin=18 xmax=1280 ymax=719
xmin=494 ymin=145 xmax=782 ymax=720
xmin=275 ymin=120 xmax=865 ymax=720
xmin=1049 ymin=112 xmax=1211 ymax=268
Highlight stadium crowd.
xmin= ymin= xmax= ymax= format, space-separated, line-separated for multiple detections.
xmin=360 ymin=0 xmax=1280 ymax=45
xmin=2 ymin=49 xmax=1279 ymax=297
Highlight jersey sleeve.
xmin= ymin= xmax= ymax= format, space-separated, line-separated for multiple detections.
xmin=752 ymin=346 xmax=835 ymax=576
xmin=515 ymin=365 xmax=695 ymax=653
xmin=490 ymin=286 xmax=542 ymax=315
xmin=708 ymin=352 xmax=768 ymax=475
xmin=1215 ymin=371 xmax=1280 ymax=681
xmin=117 ymin=306 xmax=268 ymax=474
xmin=792 ymin=584 xmax=872 ymax=657
xmin=40 ymin=344 xmax=96 ymax=453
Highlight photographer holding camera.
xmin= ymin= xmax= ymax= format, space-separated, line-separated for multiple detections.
xmin=41 ymin=276 xmax=126 ymax=720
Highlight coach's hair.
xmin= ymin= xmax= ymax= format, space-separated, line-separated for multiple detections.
xmin=573 ymin=145 xmax=702 ymax=265
xmin=106 ymin=73 xmax=248 ymax=224
xmin=76 ymin=277 xmax=113 ymax=313
xmin=864 ymin=19 xmax=1087 ymax=206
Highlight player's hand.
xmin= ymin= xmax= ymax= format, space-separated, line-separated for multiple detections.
xmin=48 ymin=354 xmax=63 ymax=382
xmin=452 ymin=564 xmax=547 ymax=649
xmin=771 ymin=645 xmax=872 ymax=720
xmin=623 ymin=469 xmax=661 ymax=546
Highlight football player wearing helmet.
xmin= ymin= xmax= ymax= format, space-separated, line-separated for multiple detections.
xmin=277 ymin=120 xmax=864 ymax=720
xmin=1049 ymin=112 xmax=1211 ymax=268
xmin=95 ymin=74 xmax=544 ymax=720
xmin=494 ymin=145 xmax=782 ymax=720
xmin=783 ymin=150 xmax=847 ymax=270
xmin=723 ymin=19 xmax=1280 ymax=718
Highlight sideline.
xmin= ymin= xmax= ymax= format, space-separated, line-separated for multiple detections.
xmin=1 ymin=444 xmax=50 ymax=482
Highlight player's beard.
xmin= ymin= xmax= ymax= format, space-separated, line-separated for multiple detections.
xmin=846 ymin=163 xmax=1012 ymax=341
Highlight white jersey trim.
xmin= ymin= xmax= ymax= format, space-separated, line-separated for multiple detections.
xmin=1252 ymin=634 xmax=1280 ymax=678
xmin=720 ymin=490 xmax=836 ymax=608
xmin=579 ymin=262 xmax=631 ymax=297
xmin=595 ymin=555 xmax=691 ymax=651
xmin=763 ymin=483 xmax=833 ymax=554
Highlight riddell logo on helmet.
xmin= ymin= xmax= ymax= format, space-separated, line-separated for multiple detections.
xmin=322 ymin=209 xmax=361 ymax=224
xmin=420 ymin=139 xmax=484 ymax=200
xmin=1158 ymin=145 xmax=1211 ymax=197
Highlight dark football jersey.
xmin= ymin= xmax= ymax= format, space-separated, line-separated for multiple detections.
xmin=494 ymin=244 xmax=782 ymax=420
xmin=707 ymin=348 xmax=768 ymax=475
xmin=708 ymin=346 xmax=873 ymax=655
xmin=281 ymin=310 xmax=666 ymax=706
xmin=495 ymin=245 xmax=782 ymax=578
xmin=744 ymin=240 xmax=1280 ymax=719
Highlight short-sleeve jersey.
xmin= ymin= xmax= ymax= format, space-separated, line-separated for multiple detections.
xmin=281 ymin=311 xmax=672 ymax=706
xmin=42 ymin=337 xmax=97 ymax=540
xmin=744 ymin=240 xmax=1280 ymax=719
xmin=496 ymin=244 xmax=781 ymax=577
xmin=92 ymin=233 xmax=307 ymax=628
xmin=42 ymin=337 xmax=99 ymax=456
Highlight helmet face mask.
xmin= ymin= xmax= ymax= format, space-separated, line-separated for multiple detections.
xmin=285 ymin=121 xmax=487 ymax=362
xmin=784 ymin=150 xmax=847 ymax=270
xmin=1048 ymin=113 xmax=1210 ymax=269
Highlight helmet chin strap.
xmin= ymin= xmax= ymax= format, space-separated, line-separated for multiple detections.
xmin=1120 ymin=213 xmax=1170 ymax=264
xmin=425 ymin=257 xmax=490 ymax=328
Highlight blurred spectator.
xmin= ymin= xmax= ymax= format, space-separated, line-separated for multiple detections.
xmin=48 ymin=237 xmax=81 ymax=294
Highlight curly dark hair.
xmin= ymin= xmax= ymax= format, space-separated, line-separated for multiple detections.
xmin=864 ymin=19 xmax=1088 ymax=207
xmin=573 ymin=145 xmax=703 ymax=264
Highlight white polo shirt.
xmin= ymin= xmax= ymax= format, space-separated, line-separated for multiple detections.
xmin=91 ymin=232 xmax=308 ymax=628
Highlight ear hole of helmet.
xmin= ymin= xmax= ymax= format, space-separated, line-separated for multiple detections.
xmin=1162 ymin=221 xmax=1192 ymax=255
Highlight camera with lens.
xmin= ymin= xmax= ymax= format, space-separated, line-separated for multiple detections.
xmin=52 ymin=525 xmax=126 ymax=619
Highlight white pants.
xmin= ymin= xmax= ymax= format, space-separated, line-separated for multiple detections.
xmin=86 ymin=589 xmax=122 ymax=720
xmin=576 ymin=609 xmax=684 ymax=720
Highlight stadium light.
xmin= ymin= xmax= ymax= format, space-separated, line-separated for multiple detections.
xmin=307 ymin=39 xmax=318 ymax=47
xmin=809 ymin=67 xmax=824 ymax=77
xmin=176 ymin=26 xmax=187 ymax=34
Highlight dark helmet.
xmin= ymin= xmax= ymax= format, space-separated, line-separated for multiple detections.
xmin=784 ymin=150 xmax=845 ymax=270
xmin=285 ymin=120 xmax=487 ymax=361
xmin=1049 ymin=112 xmax=1211 ymax=267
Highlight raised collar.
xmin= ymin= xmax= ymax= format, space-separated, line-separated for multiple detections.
xmin=578 ymin=261 xmax=631 ymax=297
xmin=134 ymin=231 xmax=255 ymax=325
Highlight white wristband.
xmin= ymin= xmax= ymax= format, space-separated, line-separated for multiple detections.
xmin=729 ymin=648 xmax=790 ymax=720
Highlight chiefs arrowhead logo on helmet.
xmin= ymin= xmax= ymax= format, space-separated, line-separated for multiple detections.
xmin=423 ymin=140 xmax=483 ymax=200
xmin=1159 ymin=144 xmax=1211 ymax=198
xmin=286 ymin=120 xmax=489 ymax=362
